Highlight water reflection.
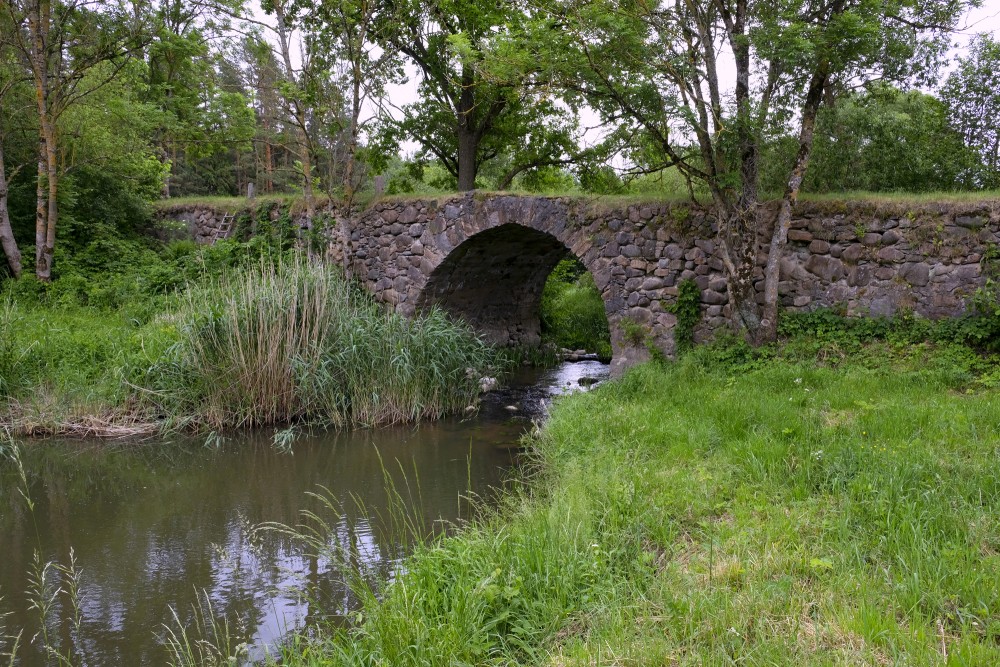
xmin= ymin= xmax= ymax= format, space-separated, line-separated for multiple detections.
xmin=0 ymin=361 xmax=609 ymax=665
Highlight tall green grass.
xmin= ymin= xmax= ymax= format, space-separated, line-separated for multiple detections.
xmin=143 ymin=258 xmax=500 ymax=429
xmin=274 ymin=340 xmax=1000 ymax=665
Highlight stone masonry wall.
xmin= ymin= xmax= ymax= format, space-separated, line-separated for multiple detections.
xmin=340 ymin=194 xmax=998 ymax=373
xmin=154 ymin=202 xmax=321 ymax=245
xmin=157 ymin=194 xmax=999 ymax=374
xmin=154 ymin=205 xmax=232 ymax=243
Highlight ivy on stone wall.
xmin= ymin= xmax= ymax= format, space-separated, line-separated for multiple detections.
xmin=668 ymin=279 xmax=702 ymax=355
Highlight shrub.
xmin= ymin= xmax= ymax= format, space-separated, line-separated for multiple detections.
xmin=142 ymin=256 xmax=500 ymax=428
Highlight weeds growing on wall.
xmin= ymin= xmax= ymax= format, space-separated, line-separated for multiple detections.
xmin=667 ymin=278 xmax=701 ymax=355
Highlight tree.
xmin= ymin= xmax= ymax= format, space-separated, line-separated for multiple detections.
xmin=0 ymin=44 xmax=25 ymax=277
xmin=541 ymin=0 xmax=971 ymax=343
xmin=3 ymin=0 xmax=148 ymax=280
xmin=258 ymin=0 xmax=321 ymax=217
xmin=296 ymin=0 xmax=400 ymax=207
xmin=941 ymin=34 xmax=1000 ymax=189
xmin=378 ymin=0 xmax=583 ymax=191
xmin=793 ymin=85 xmax=976 ymax=193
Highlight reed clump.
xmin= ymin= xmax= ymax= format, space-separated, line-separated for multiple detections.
xmin=142 ymin=257 xmax=499 ymax=429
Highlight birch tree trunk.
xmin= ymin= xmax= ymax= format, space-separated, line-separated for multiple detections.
xmin=0 ymin=140 xmax=21 ymax=277
xmin=761 ymin=65 xmax=828 ymax=341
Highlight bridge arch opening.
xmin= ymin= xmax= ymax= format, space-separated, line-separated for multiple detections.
xmin=416 ymin=223 xmax=611 ymax=355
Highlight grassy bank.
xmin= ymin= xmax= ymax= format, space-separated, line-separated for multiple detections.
xmin=273 ymin=335 xmax=1000 ymax=665
xmin=1 ymin=253 xmax=501 ymax=435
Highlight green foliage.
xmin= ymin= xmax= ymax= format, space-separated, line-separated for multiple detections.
xmin=666 ymin=278 xmax=701 ymax=355
xmin=620 ymin=317 xmax=647 ymax=346
xmin=767 ymin=85 xmax=982 ymax=194
xmin=971 ymin=243 xmax=1000 ymax=319
xmin=276 ymin=338 xmax=1000 ymax=665
xmin=539 ymin=258 xmax=611 ymax=359
xmin=141 ymin=257 xmax=500 ymax=429
xmin=371 ymin=0 xmax=584 ymax=190
xmin=777 ymin=306 xmax=1000 ymax=356
xmin=941 ymin=35 xmax=1000 ymax=189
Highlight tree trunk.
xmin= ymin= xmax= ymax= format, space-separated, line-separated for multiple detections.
xmin=272 ymin=0 xmax=315 ymax=220
xmin=27 ymin=0 xmax=58 ymax=281
xmin=761 ymin=66 xmax=828 ymax=341
xmin=343 ymin=67 xmax=362 ymax=208
xmin=37 ymin=116 xmax=58 ymax=281
xmin=0 ymin=141 xmax=22 ymax=278
xmin=723 ymin=206 xmax=763 ymax=343
xmin=456 ymin=66 xmax=478 ymax=191
xmin=34 ymin=142 xmax=46 ymax=274
xmin=724 ymin=0 xmax=764 ymax=342
xmin=264 ymin=138 xmax=273 ymax=193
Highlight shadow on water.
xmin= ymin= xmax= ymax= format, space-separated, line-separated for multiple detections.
xmin=0 ymin=360 xmax=609 ymax=665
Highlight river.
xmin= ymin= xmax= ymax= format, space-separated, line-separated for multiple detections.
xmin=0 ymin=360 xmax=608 ymax=666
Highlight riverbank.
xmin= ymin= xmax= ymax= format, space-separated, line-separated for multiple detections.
xmin=272 ymin=332 xmax=1000 ymax=665
xmin=0 ymin=256 xmax=501 ymax=436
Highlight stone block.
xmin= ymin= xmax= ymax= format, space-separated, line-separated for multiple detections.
xmin=808 ymin=239 xmax=831 ymax=254
xmin=955 ymin=215 xmax=988 ymax=229
xmin=701 ymin=289 xmax=727 ymax=305
xmin=399 ymin=206 xmax=419 ymax=224
xmin=881 ymin=230 xmax=902 ymax=245
xmin=877 ymin=247 xmax=905 ymax=263
xmin=841 ymin=244 xmax=863 ymax=263
xmin=708 ymin=277 xmax=727 ymax=292
xmin=899 ymin=262 xmax=930 ymax=287
xmin=788 ymin=229 xmax=812 ymax=242
xmin=847 ymin=265 xmax=872 ymax=287
xmin=663 ymin=244 xmax=685 ymax=260
xmin=804 ymin=254 xmax=845 ymax=282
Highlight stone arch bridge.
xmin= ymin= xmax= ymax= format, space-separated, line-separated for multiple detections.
xmin=156 ymin=192 xmax=993 ymax=375
xmin=329 ymin=192 xmax=994 ymax=375
xmin=338 ymin=193 xmax=696 ymax=374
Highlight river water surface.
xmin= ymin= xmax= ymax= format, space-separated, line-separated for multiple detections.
xmin=0 ymin=361 xmax=608 ymax=665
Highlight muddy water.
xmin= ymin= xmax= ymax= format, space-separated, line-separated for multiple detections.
xmin=0 ymin=361 xmax=608 ymax=666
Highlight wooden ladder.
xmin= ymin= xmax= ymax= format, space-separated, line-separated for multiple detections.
xmin=213 ymin=213 xmax=235 ymax=242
